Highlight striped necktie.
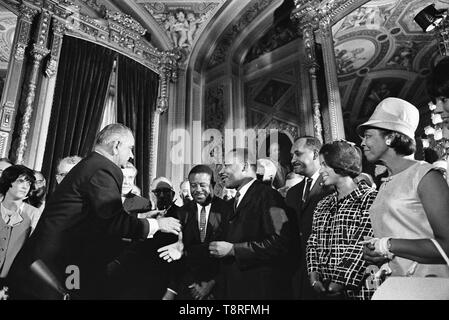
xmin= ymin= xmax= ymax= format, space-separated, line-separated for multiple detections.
xmin=199 ymin=205 xmax=207 ymax=242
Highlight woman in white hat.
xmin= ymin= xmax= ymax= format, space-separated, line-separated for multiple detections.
xmin=358 ymin=97 xmax=449 ymax=284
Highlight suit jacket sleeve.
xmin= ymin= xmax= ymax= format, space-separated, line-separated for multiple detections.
xmin=87 ymin=168 xmax=149 ymax=239
xmin=233 ymin=189 xmax=291 ymax=269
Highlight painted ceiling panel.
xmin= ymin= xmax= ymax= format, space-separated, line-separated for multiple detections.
xmin=332 ymin=0 xmax=447 ymax=140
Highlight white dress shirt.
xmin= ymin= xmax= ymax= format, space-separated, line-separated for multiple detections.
xmin=196 ymin=202 xmax=212 ymax=233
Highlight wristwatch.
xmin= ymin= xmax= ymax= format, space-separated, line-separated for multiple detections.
xmin=386 ymin=238 xmax=395 ymax=259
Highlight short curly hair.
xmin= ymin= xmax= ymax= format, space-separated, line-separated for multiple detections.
xmin=0 ymin=165 xmax=36 ymax=197
xmin=319 ymin=140 xmax=363 ymax=178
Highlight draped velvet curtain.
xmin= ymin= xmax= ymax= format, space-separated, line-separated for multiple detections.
xmin=42 ymin=36 xmax=115 ymax=194
xmin=116 ymin=55 xmax=159 ymax=198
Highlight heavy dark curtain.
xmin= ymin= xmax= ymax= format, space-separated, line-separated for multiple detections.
xmin=42 ymin=36 xmax=115 ymax=194
xmin=116 ymin=54 xmax=159 ymax=198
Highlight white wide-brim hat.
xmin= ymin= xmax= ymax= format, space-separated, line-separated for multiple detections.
xmin=357 ymin=97 xmax=419 ymax=140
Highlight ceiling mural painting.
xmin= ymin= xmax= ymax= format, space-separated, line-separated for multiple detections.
xmin=0 ymin=7 xmax=16 ymax=70
xmin=332 ymin=0 xmax=446 ymax=140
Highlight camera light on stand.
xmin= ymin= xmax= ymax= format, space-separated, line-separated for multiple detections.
xmin=432 ymin=113 xmax=444 ymax=124
xmin=434 ymin=128 xmax=444 ymax=141
xmin=424 ymin=125 xmax=436 ymax=135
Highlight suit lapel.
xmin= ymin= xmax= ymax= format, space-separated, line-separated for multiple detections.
xmin=186 ymin=202 xmax=201 ymax=243
xmin=205 ymin=199 xmax=221 ymax=242
xmin=229 ymin=181 xmax=257 ymax=221
xmin=302 ymin=175 xmax=324 ymax=210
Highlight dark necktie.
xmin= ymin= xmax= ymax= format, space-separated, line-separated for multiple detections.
xmin=233 ymin=191 xmax=241 ymax=212
xmin=302 ymin=178 xmax=313 ymax=203
xmin=199 ymin=206 xmax=207 ymax=242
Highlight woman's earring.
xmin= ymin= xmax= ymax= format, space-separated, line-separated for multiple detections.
xmin=385 ymin=140 xmax=391 ymax=146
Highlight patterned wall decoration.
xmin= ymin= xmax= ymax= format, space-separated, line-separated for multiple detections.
xmin=205 ymin=84 xmax=225 ymax=131
xmin=244 ymin=21 xmax=299 ymax=63
xmin=139 ymin=1 xmax=223 ymax=55
xmin=207 ymin=0 xmax=275 ymax=69
xmin=245 ymin=64 xmax=300 ymax=139
xmin=332 ymin=0 xmax=446 ymax=140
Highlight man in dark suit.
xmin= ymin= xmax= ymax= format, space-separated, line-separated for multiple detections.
xmin=285 ymin=136 xmax=332 ymax=299
xmin=8 ymin=124 xmax=181 ymax=299
xmin=111 ymin=176 xmax=181 ymax=300
xmin=163 ymin=165 xmax=228 ymax=300
xmin=209 ymin=148 xmax=293 ymax=299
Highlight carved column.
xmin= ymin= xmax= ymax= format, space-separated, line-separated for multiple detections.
xmin=317 ymin=18 xmax=345 ymax=140
xmin=150 ymin=52 xmax=177 ymax=182
xmin=27 ymin=17 xmax=66 ymax=169
xmin=15 ymin=10 xmax=51 ymax=164
xmin=303 ymin=24 xmax=323 ymax=143
xmin=0 ymin=4 xmax=38 ymax=158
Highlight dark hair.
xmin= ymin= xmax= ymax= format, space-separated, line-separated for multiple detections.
xmin=0 ymin=165 xmax=36 ymax=197
xmin=26 ymin=170 xmax=47 ymax=208
xmin=319 ymin=140 xmax=362 ymax=178
xmin=298 ymin=136 xmax=322 ymax=153
xmin=427 ymin=57 xmax=449 ymax=102
xmin=378 ymin=129 xmax=416 ymax=156
xmin=188 ymin=165 xmax=216 ymax=187
xmin=229 ymin=148 xmax=257 ymax=171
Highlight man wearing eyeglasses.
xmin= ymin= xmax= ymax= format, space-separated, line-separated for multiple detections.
xmin=55 ymin=156 xmax=82 ymax=184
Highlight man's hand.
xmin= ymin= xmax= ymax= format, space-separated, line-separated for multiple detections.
xmin=157 ymin=217 xmax=181 ymax=235
xmin=157 ymin=232 xmax=184 ymax=262
xmin=138 ymin=209 xmax=166 ymax=219
xmin=327 ymin=282 xmax=344 ymax=296
xmin=209 ymin=241 xmax=233 ymax=258
xmin=189 ymin=280 xmax=215 ymax=300
xmin=310 ymin=271 xmax=326 ymax=293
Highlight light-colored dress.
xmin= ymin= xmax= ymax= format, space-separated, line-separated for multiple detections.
xmin=369 ymin=161 xmax=449 ymax=277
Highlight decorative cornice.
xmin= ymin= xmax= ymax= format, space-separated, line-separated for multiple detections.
xmin=291 ymin=0 xmax=364 ymax=30
xmin=19 ymin=3 xmax=40 ymax=22
xmin=105 ymin=10 xmax=146 ymax=36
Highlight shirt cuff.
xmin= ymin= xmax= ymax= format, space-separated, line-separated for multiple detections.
xmin=146 ymin=218 xmax=159 ymax=238
xmin=167 ymin=288 xmax=178 ymax=295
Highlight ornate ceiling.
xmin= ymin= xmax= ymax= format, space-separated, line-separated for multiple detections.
xmin=0 ymin=0 xmax=444 ymax=140
xmin=0 ymin=3 xmax=16 ymax=71
xmin=332 ymin=0 xmax=448 ymax=139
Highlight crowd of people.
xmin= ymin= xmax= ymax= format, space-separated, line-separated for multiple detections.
xmin=0 ymin=60 xmax=448 ymax=300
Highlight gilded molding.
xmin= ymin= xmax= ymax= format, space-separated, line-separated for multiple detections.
xmin=46 ymin=18 xmax=65 ymax=77
xmin=0 ymin=101 xmax=15 ymax=131
xmin=105 ymin=10 xmax=146 ymax=36
xmin=292 ymin=0 xmax=365 ymax=30
xmin=14 ymin=4 xmax=39 ymax=61
xmin=317 ymin=19 xmax=343 ymax=140
xmin=16 ymin=39 xmax=50 ymax=164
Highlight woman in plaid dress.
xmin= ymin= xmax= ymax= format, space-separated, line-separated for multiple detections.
xmin=307 ymin=140 xmax=377 ymax=300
